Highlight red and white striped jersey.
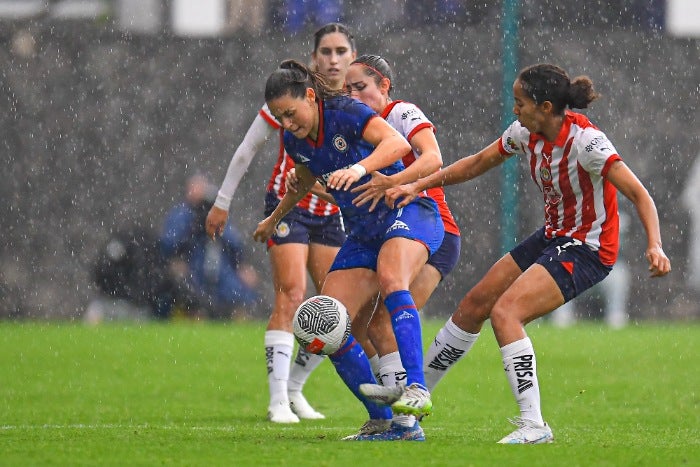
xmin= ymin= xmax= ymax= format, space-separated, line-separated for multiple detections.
xmin=259 ymin=104 xmax=340 ymax=216
xmin=498 ymin=111 xmax=621 ymax=265
xmin=382 ymin=100 xmax=460 ymax=237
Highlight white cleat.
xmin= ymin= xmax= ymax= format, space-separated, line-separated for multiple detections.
xmin=497 ymin=417 xmax=554 ymax=444
xmin=341 ymin=419 xmax=392 ymax=440
xmin=267 ymin=400 xmax=300 ymax=424
xmin=359 ymin=383 xmax=404 ymax=406
xmin=288 ymin=391 xmax=325 ymax=419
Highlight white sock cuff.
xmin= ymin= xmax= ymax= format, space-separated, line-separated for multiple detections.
xmin=445 ymin=317 xmax=480 ymax=341
xmin=265 ymin=330 xmax=294 ymax=347
xmin=500 ymin=336 xmax=533 ymax=359
xmin=368 ymin=354 xmax=381 ymax=377
xmin=378 ymin=351 xmax=403 ymax=372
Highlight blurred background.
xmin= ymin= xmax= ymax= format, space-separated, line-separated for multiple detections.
xmin=0 ymin=0 xmax=698 ymax=323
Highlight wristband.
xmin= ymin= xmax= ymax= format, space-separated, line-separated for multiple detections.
xmin=350 ymin=163 xmax=367 ymax=178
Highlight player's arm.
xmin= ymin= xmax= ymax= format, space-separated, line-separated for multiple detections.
xmin=605 ymin=160 xmax=671 ymax=277
xmin=352 ymin=127 xmax=442 ymax=210
xmin=207 ymin=113 xmax=273 ymax=239
xmin=285 ymin=168 xmax=337 ymax=204
xmin=386 ymin=139 xmax=507 ymax=208
xmin=326 ymin=117 xmax=411 ymax=191
xmin=253 ymin=165 xmax=316 ymax=243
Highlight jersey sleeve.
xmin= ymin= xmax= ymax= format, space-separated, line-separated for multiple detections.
xmin=575 ymin=128 xmax=621 ymax=176
xmin=498 ymin=120 xmax=529 ymax=156
xmin=343 ymin=98 xmax=378 ymax=139
xmin=391 ymin=101 xmax=434 ymax=142
xmin=214 ymin=105 xmax=277 ymax=211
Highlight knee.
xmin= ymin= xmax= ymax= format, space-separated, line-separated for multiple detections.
xmin=276 ymin=283 xmax=306 ymax=309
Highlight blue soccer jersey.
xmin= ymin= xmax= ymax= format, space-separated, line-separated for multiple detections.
xmin=283 ymin=96 xmax=405 ymax=240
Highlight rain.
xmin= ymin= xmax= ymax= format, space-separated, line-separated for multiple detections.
xmin=0 ymin=0 xmax=698 ymax=323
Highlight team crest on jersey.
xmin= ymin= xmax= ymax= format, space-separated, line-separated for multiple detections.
xmin=275 ymin=221 xmax=291 ymax=238
xmin=540 ymin=167 xmax=552 ymax=182
xmin=332 ymin=134 xmax=348 ymax=152
xmin=505 ymin=136 xmax=519 ymax=152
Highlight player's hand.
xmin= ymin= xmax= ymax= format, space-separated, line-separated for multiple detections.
xmin=253 ymin=217 xmax=276 ymax=243
xmin=385 ymin=182 xmax=419 ymax=209
xmin=206 ymin=206 xmax=228 ymax=239
xmin=285 ymin=168 xmax=300 ymax=193
xmin=327 ymin=166 xmax=362 ymax=191
xmin=645 ymin=244 xmax=671 ymax=277
xmin=351 ymin=172 xmax=392 ymax=212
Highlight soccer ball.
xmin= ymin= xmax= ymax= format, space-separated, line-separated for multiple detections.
xmin=293 ymin=295 xmax=351 ymax=355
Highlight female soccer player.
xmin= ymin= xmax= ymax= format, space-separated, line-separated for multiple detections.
xmin=205 ymin=23 xmax=356 ymax=424
xmin=253 ymin=59 xmax=445 ymax=440
xmin=382 ymin=63 xmax=671 ymax=444
xmin=344 ymin=55 xmax=461 ymax=439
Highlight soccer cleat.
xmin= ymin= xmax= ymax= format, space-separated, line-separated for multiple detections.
xmin=359 ymin=383 xmax=404 ymax=406
xmin=267 ymin=400 xmax=300 ymax=424
xmin=352 ymin=421 xmax=425 ymax=441
xmin=497 ymin=417 xmax=554 ymax=444
xmin=341 ymin=419 xmax=392 ymax=440
xmin=391 ymin=383 xmax=433 ymax=417
xmin=288 ymin=391 xmax=325 ymax=419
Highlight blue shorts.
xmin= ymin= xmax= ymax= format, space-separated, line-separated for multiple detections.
xmin=510 ymin=227 xmax=612 ymax=302
xmin=428 ymin=232 xmax=461 ymax=280
xmin=330 ymin=197 xmax=444 ymax=272
xmin=264 ymin=192 xmax=346 ymax=248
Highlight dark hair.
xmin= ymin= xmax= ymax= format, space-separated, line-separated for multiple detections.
xmin=518 ymin=64 xmax=600 ymax=114
xmin=264 ymin=59 xmax=343 ymax=102
xmin=352 ymin=54 xmax=395 ymax=93
xmin=313 ymin=22 xmax=356 ymax=53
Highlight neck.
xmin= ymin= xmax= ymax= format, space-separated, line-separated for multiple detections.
xmin=542 ymin=114 xmax=564 ymax=142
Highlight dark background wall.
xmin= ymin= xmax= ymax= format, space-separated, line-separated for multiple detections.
xmin=0 ymin=3 xmax=698 ymax=320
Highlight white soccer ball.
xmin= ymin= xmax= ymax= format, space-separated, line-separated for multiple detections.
xmin=293 ymin=295 xmax=351 ymax=355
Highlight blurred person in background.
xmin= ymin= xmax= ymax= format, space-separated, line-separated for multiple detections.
xmin=162 ymin=173 xmax=260 ymax=320
xmin=274 ymin=0 xmax=344 ymax=34
xmin=205 ymin=24 xmax=356 ymax=424
xmin=682 ymin=152 xmax=700 ymax=293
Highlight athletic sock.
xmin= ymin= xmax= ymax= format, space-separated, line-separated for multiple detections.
xmin=500 ymin=336 xmax=544 ymax=425
xmin=329 ymin=335 xmax=392 ymax=421
xmin=378 ymin=351 xmax=414 ymax=428
xmin=287 ymin=347 xmax=325 ymax=393
xmin=264 ymin=330 xmax=294 ymax=406
xmin=384 ymin=290 xmax=425 ymax=388
xmin=424 ymin=317 xmax=480 ymax=392
xmin=368 ymin=354 xmax=381 ymax=382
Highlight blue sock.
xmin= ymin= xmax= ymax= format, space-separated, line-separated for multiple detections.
xmin=384 ymin=290 xmax=426 ymax=388
xmin=330 ymin=335 xmax=392 ymax=420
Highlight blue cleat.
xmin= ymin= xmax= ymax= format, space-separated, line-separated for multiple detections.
xmin=352 ymin=421 xmax=425 ymax=441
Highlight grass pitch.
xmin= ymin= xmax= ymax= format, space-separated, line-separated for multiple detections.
xmin=0 ymin=319 xmax=698 ymax=466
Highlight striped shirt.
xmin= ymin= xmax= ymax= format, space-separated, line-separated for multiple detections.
xmin=498 ymin=110 xmax=621 ymax=265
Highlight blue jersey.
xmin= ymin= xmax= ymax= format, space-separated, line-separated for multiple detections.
xmin=283 ymin=96 xmax=405 ymax=240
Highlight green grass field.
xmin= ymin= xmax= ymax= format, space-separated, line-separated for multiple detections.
xmin=1 ymin=319 xmax=698 ymax=466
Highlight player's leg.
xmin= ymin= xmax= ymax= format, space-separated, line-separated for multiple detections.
xmin=321 ymin=267 xmax=394 ymax=436
xmin=265 ymin=242 xmax=309 ymax=423
xmin=287 ymin=213 xmax=345 ymax=419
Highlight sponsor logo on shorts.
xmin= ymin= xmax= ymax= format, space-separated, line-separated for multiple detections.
xmin=387 ymin=220 xmax=409 ymax=233
xmin=275 ymin=221 xmax=290 ymax=238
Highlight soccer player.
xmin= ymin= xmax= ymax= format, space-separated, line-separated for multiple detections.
xmin=205 ymin=23 xmax=356 ymax=424
xmin=253 ymin=59 xmax=445 ymax=440
xmin=379 ymin=63 xmax=671 ymax=443
xmin=346 ymin=55 xmax=462 ymax=440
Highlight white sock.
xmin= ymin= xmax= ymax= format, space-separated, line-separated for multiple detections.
xmin=288 ymin=347 xmax=326 ymax=393
xmin=368 ymin=354 xmax=381 ymax=382
xmin=423 ymin=317 xmax=480 ymax=392
xmin=378 ymin=352 xmax=414 ymax=428
xmin=500 ymin=336 xmax=544 ymax=426
xmin=264 ymin=330 xmax=294 ymax=407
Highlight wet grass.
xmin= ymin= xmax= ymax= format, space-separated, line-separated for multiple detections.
xmin=0 ymin=319 xmax=698 ymax=466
